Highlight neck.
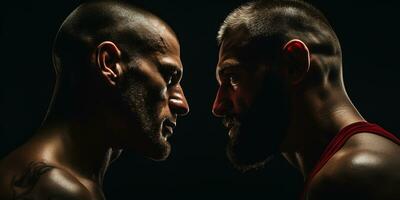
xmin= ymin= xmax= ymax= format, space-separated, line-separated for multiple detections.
xmin=38 ymin=108 xmax=121 ymax=186
xmin=280 ymin=86 xmax=364 ymax=180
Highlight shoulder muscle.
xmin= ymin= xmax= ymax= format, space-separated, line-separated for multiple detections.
xmin=309 ymin=149 xmax=400 ymax=200
xmin=11 ymin=162 xmax=92 ymax=200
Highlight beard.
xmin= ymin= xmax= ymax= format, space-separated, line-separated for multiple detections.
xmin=118 ymin=68 xmax=171 ymax=161
xmin=226 ymin=72 xmax=289 ymax=172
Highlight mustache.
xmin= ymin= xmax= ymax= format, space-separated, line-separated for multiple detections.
xmin=222 ymin=116 xmax=241 ymax=128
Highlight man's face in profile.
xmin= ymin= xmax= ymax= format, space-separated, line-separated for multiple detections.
xmin=116 ymin=23 xmax=189 ymax=161
xmin=212 ymin=30 xmax=289 ymax=171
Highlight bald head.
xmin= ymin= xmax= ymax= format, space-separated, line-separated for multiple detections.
xmin=53 ymin=1 xmax=176 ymax=74
xmin=47 ymin=1 xmax=180 ymax=118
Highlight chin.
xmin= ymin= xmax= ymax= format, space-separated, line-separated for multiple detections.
xmin=227 ymin=144 xmax=274 ymax=173
xmin=150 ymin=144 xmax=171 ymax=161
xmin=145 ymin=133 xmax=172 ymax=161
xmin=125 ymin=127 xmax=172 ymax=161
xmin=226 ymin=124 xmax=275 ymax=173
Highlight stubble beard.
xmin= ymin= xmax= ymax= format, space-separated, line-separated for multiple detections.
xmin=120 ymin=70 xmax=171 ymax=160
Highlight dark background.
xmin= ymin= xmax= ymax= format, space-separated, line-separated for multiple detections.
xmin=1 ymin=1 xmax=399 ymax=199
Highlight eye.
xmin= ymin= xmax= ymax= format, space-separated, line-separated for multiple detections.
xmin=228 ymin=73 xmax=240 ymax=89
xmin=165 ymin=69 xmax=179 ymax=86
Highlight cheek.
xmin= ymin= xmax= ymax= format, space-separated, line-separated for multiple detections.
xmin=133 ymin=59 xmax=168 ymax=103
xmin=158 ymin=87 xmax=171 ymax=115
xmin=147 ymin=82 xmax=167 ymax=103
xmin=232 ymin=88 xmax=255 ymax=113
xmin=232 ymin=72 xmax=264 ymax=110
xmin=147 ymin=83 xmax=170 ymax=120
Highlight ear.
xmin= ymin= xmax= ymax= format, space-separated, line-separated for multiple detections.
xmin=96 ymin=41 xmax=123 ymax=86
xmin=281 ymin=39 xmax=310 ymax=85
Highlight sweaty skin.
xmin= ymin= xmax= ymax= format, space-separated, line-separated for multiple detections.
xmin=213 ymin=1 xmax=400 ymax=199
xmin=0 ymin=2 xmax=189 ymax=200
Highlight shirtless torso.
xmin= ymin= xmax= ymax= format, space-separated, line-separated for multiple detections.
xmin=0 ymin=133 xmax=103 ymax=200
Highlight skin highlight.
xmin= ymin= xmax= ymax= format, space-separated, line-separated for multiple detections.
xmin=0 ymin=2 xmax=189 ymax=199
xmin=213 ymin=1 xmax=400 ymax=199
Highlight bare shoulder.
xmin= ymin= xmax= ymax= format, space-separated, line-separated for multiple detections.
xmin=0 ymin=161 xmax=92 ymax=200
xmin=308 ymin=132 xmax=400 ymax=200
xmin=34 ymin=163 xmax=93 ymax=199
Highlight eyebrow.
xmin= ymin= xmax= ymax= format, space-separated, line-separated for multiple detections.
xmin=160 ymin=62 xmax=183 ymax=79
xmin=162 ymin=62 xmax=182 ymax=71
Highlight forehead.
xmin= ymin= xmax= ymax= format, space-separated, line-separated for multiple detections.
xmin=145 ymin=18 xmax=180 ymax=54
xmin=136 ymin=18 xmax=182 ymax=68
xmin=217 ymin=26 xmax=253 ymax=72
xmin=154 ymin=26 xmax=182 ymax=69
xmin=217 ymin=26 xmax=281 ymax=74
xmin=218 ymin=26 xmax=250 ymax=58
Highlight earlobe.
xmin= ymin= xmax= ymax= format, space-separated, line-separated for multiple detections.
xmin=96 ymin=41 xmax=123 ymax=86
xmin=282 ymin=39 xmax=310 ymax=85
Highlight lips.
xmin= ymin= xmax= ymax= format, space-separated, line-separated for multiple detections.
xmin=223 ymin=116 xmax=238 ymax=129
xmin=222 ymin=116 xmax=241 ymax=138
xmin=228 ymin=123 xmax=241 ymax=138
xmin=162 ymin=119 xmax=176 ymax=139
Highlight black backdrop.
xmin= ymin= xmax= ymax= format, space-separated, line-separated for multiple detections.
xmin=1 ymin=1 xmax=399 ymax=199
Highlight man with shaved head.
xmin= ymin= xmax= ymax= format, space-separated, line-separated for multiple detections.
xmin=0 ymin=1 xmax=189 ymax=199
xmin=212 ymin=0 xmax=399 ymax=199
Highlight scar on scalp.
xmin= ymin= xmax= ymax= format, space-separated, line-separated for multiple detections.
xmin=11 ymin=161 xmax=54 ymax=200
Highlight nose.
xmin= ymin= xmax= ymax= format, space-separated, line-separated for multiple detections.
xmin=169 ymin=85 xmax=189 ymax=116
xmin=212 ymin=86 xmax=231 ymax=117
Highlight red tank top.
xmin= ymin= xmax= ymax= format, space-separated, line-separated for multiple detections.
xmin=301 ymin=121 xmax=400 ymax=200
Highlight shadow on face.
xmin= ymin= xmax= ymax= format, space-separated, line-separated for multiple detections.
xmin=213 ymin=31 xmax=289 ymax=171
xmin=105 ymin=17 xmax=189 ymax=161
